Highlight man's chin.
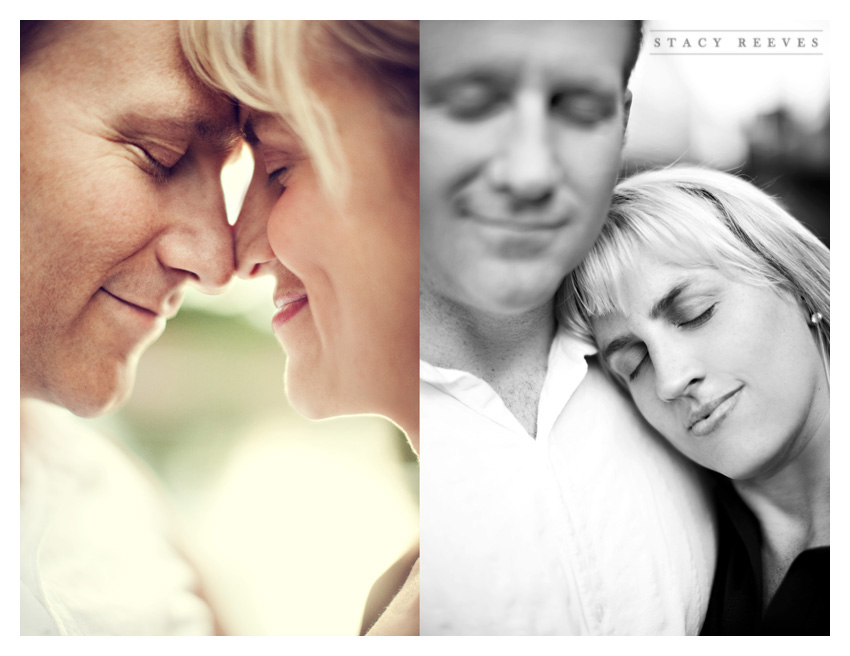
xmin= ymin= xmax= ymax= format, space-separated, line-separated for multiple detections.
xmin=461 ymin=278 xmax=561 ymax=318
xmin=43 ymin=361 xmax=139 ymax=418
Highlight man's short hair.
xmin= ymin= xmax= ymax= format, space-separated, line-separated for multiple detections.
xmin=20 ymin=20 xmax=53 ymax=64
xmin=624 ymin=20 xmax=644 ymax=87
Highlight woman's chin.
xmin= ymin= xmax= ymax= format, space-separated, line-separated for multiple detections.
xmin=283 ymin=363 xmax=340 ymax=420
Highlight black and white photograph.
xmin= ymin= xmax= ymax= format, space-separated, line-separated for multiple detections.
xmin=419 ymin=19 xmax=829 ymax=636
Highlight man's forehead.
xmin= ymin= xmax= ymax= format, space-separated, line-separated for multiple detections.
xmin=422 ymin=21 xmax=630 ymax=85
xmin=105 ymin=23 xmax=240 ymax=148
xmin=29 ymin=21 xmax=239 ymax=143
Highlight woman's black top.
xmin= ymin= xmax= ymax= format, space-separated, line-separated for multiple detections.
xmin=700 ymin=475 xmax=829 ymax=635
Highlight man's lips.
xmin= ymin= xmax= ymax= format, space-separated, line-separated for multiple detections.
xmin=687 ymin=386 xmax=744 ymax=436
xmin=464 ymin=212 xmax=570 ymax=231
xmin=457 ymin=196 xmax=572 ymax=231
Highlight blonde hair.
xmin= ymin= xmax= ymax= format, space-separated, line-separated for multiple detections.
xmin=558 ymin=166 xmax=830 ymax=360
xmin=179 ymin=20 xmax=419 ymax=198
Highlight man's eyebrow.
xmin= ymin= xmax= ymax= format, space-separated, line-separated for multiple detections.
xmin=422 ymin=66 xmax=511 ymax=95
xmin=124 ymin=113 xmax=241 ymax=150
xmin=649 ymin=283 xmax=688 ymax=320
xmin=194 ymin=118 xmax=241 ymax=151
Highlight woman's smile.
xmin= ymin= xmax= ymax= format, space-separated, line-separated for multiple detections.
xmin=272 ymin=291 xmax=309 ymax=331
xmin=687 ymin=385 xmax=743 ymax=438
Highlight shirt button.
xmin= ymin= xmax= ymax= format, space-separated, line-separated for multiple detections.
xmin=594 ymin=604 xmax=605 ymax=624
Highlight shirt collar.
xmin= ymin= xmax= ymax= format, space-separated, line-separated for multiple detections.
xmin=421 ymin=326 xmax=598 ymax=440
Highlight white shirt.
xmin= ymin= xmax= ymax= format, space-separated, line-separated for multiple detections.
xmin=420 ymin=328 xmax=716 ymax=635
xmin=20 ymin=401 xmax=214 ymax=635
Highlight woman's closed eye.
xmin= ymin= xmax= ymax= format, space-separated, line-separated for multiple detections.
xmin=267 ymin=166 xmax=291 ymax=190
xmin=677 ymin=304 xmax=717 ymax=329
xmin=628 ymin=349 xmax=649 ymax=382
xmin=626 ymin=304 xmax=718 ymax=382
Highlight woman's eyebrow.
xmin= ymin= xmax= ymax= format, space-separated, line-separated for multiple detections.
xmin=650 ymin=283 xmax=689 ymax=320
xmin=240 ymin=113 xmax=299 ymax=149
xmin=241 ymin=118 xmax=259 ymax=146
xmin=601 ymin=282 xmax=692 ymax=363
xmin=601 ymin=334 xmax=636 ymax=365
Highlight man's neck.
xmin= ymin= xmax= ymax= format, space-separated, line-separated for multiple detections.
xmin=421 ymin=288 xmax=557 ymax=436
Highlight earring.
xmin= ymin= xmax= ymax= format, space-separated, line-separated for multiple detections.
xmin=808 ymin=310 xmax=830 ymax=388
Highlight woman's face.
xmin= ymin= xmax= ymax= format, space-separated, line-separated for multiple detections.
xmin=591 ymin=250 xmax=829 ymax=481
xmin=235 ymin=64 xmax=419 ymax=430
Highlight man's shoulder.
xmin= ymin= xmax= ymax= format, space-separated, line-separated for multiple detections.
xmin=571 ymin=358 xmax=644 ymax=419
xmin=557 ymin=357 xmax=689 ymax=459
xmin=21 ymin=400 xmax=167 ymax=518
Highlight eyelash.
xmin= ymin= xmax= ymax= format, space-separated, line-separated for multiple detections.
xmin=626 ymin=304 xmax=718 ymax=382
xmin=267 ymin=167 xmax=290 ymax=190
xmin=628 ymin=353 xmax=648 ymax=382
xmin=142 ymin=150 xmax=177 ymax=183
xmin=551 ymin=93 xmax=614 ymax=125
xmin=679 ymin=304 xmax=716 ymax=329
xmin=445 ymin=90 xmax=613 ymax=126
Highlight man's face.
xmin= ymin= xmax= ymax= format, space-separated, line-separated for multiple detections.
xmin=21 ymin=21 xmax=239 ymax=416
xmin=420 ymin=21 xmax=633 ymax=316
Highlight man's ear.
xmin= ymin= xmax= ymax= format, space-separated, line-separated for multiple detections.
xmin=623 ymin=88 xmax=633 ymax=130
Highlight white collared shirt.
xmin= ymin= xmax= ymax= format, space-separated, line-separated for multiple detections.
xmin=420 ymin=328 xmax=716 ymax=635
xmin=20 ymin=401 xmax=214 ymax=635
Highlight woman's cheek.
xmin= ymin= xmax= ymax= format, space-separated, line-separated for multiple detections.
xmin=267 ymin=193 xmax=318 ymax=273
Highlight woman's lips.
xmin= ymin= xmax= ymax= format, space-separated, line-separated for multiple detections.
xmin=688 ymin=386 xmax=744 ymax=437
xmin=272 ymin=293 xmax=308 ymax=329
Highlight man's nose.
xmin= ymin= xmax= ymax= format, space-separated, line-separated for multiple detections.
xmin=156 ymin=166 xmax=235 ymax=294
xmin=488 ymin=94 xmax=558 ymax=201
xmin=234 ymin=149 xmax=278 ymax=280
xmin=653 ymin=343 xmax=705 ymax=403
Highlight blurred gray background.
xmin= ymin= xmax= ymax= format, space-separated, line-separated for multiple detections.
xmin=623 ymin=20 xmax=829 ymax=245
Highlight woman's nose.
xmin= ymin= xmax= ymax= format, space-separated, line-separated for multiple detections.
xmin=234 ymin=149 xmax=278 ymax=280
xmin=653 ymin=344 xmax=705 ymax=403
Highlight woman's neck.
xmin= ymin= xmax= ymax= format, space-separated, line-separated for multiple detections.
xmin=734 ymin=392 xmax=830 ymax=551
xmin=406 ymin=428 xmax=419 ymax=459
xmin=733 ymin=406 xmax=829 ymax=605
